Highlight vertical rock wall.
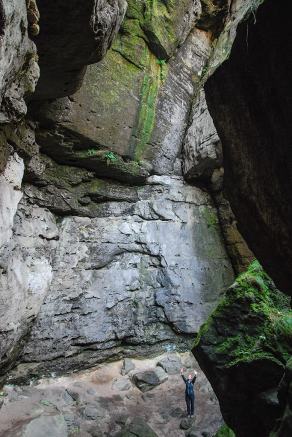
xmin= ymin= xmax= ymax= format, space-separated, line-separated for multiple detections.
xmin=0 ymin=0 xmax=257 ymax=383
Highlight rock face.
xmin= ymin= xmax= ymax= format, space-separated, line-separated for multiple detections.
xmin=12 ymin=175 xmax=233 ymax=377
xmin=183 ymin=89 xmax=222 ymax=183
xmin=0 ymin=0 xmax=248 ymax=381
xmin=204 ymin=0 xmax=292 ymax=296
xmin=0 ymin=0 xmax=39 ymax=124
xmin=29 ymin=0 xmax=209 ymax=178
xmin=31 ymin=0 xmax=127 ymax=99
xmin=193 ymin=261 xmax=292 ymax=437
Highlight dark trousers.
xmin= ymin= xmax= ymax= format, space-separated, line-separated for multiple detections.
xmin=185 ymin=394 xmax=195 ymax=416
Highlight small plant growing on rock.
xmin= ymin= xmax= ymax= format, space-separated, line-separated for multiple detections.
xmin=157 ymin=59 xmax=167 ymax=81
xmin=104 ymin=151 xmax=117 ymax=165
xmin=87 ymin=148 xmax=97 ymax=156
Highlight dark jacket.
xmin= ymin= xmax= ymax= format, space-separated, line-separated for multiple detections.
xmin=182 ymin=374 xmax=196 ymax=397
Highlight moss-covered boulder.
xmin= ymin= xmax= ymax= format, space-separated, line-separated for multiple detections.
xmin=193 ymin=261 xmax=292 ymax=437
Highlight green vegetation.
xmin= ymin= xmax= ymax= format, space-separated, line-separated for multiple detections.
xmin=87 ymin=148 xmax=97 ymax=157
xmin=104 ymin=151 xmax=118 ymax=164
xmin=202 ymin=206 xmax=219 ymax=229
xmin=157 ymin=59 xmax=167 ymax=81
xmin=194 ymin=260 xmax=292 ymax=365
xmin=214 ymin=424 xmax=236 ymax=437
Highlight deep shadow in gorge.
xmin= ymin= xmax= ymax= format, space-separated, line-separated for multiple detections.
xmin=205 ymin=0 xmax=292 ymax=297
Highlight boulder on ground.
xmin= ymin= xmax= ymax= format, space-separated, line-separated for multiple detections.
xmin=133 ymin=367 xmax=168 ymax=392
xmin=156 ymin=354 xmax=182 ymax=375
xmin=112 ymin=377 xmax=132 ymax=392
xmin=118 ymin=417 xmax=158 ymax=437
xmin=180 ymin=417 xmax=194 ymax=430
xmin=121 ymin=358 xmax=135 ymax=376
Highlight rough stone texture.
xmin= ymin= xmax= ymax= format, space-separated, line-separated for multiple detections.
xmin=133 ymin=367 xmax=168 ymax=392
xmin=204 ymin=0 xmax=292 ymax=295
xmin=0 ymin=154 xmax=55 ymax=378
xmin=121 ymin=358 xmax=135 ymax=376
xmin=183 ymin=89 xmax=222 ymax=183
xmin=22 ymin=415 xmax=68 ymax=437
xmin=193 ymin=261 xmax=292 ymax=437
xmin=29 ymin=4 xmax=211 ymax=178
xmin=0 ymin=0 xmax=39 ymax=124
xmin=11 ymin=175 xmax=234 ymax=377
xmin=31 ymin=0 xmax=127 ymax=99
xmin=0 ymin=0 xmax=241 ymax=381
xmin=0 ymin=354 xmax=223 ymax=437
xmin=118 ymin=417 xmax=158 ymax=437
xmin=214 ymin=191 xmax=254 ymax=275
xmin=112 ymin=377 xmax=132 ymax=392
xmin=156 ymin=354 xmax=182 ymax=375
xmin=0 ymin=191 xmax=58 ymax=379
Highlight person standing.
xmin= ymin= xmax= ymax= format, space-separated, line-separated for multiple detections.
xmin=180 ymin=367 xmax=197 ymax=418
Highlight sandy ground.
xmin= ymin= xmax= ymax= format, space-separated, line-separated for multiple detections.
xmin=0 ymin=352 xmax=222 ymax=437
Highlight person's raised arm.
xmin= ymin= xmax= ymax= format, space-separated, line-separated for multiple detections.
xmin=192 ymin=370 xmax=198 ymax=384
xmin=180 ymin=367 xmax=187 ymax=382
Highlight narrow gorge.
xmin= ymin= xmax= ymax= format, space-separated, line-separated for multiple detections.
xmin=0 ymin=1 xmax=290 ymax=436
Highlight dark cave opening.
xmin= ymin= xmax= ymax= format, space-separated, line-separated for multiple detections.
xmin=205 ymin=0 xmax=292 ymax=296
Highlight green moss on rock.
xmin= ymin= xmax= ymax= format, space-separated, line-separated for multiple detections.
xmin=214 ymin=424 xmax=236 ymax=437
xmin=193 ymin=260 xmax=292 ymax=437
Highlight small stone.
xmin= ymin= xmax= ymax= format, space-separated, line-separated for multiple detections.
xmin=83 ymin=405 xmax=99 ymax=420
xmin=180 ymin=418 xmax=193 ymax=430
xmin=186 ymin=429 xmax=200 ymax=437
xmin=115 ymin=413 xmax=129 ymax=425
xmin=112 ymin=377 xmax=132 ymax=391
xmin=86 ymin=388 xmax=97 ymax=396
xmin=121 ymin=358 xmax=135 ymax=376
xmin=171 ymin=407 xmax=184 ymax=418
xmin=63 ymin=390 xmax=75 ymax=405
xmin=66 ymin=388 xmax=80 ymax=403
xmin=120 ymin=417 xmax=158 ymax=437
